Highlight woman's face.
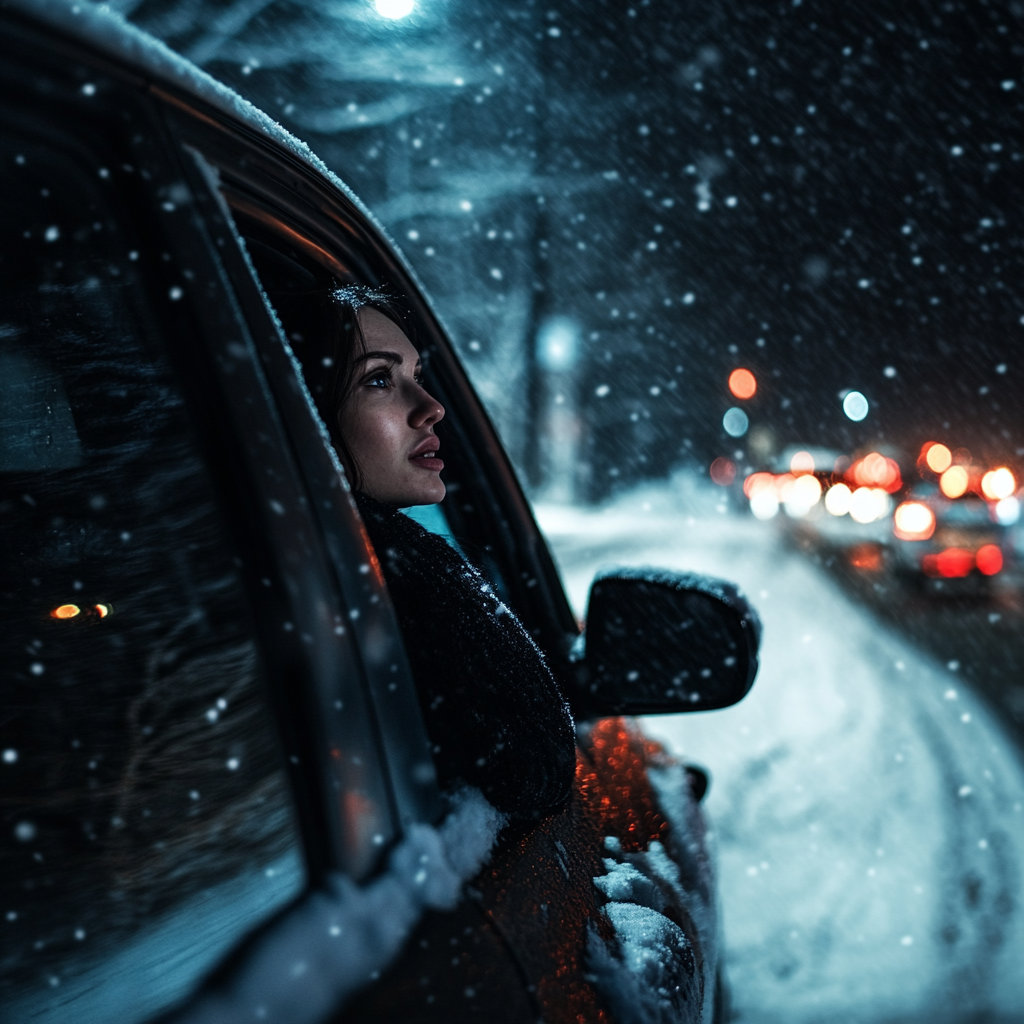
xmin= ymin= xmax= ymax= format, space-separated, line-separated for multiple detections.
xmin=339 ymin=307 xmax=446 ymax=506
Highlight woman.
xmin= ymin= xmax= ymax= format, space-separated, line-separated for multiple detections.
xmin=296 ymin=285 xmax=575 ymax=819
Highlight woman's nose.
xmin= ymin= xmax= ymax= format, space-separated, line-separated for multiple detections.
xmin=410 ymin=386 xmax=444 ymax=427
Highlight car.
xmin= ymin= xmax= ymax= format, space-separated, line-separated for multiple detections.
xmin=0 ymin=3 xmax=760 ymax=1024
xmin=892 ymin=485 xmax=1011 ymax=588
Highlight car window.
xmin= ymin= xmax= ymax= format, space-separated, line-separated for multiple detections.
xmin=0 ymin=124 xmax=305 ymax=1022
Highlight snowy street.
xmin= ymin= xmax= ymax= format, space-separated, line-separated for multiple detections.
xmin=537 ymin=478 xmax=1024 ymax=1024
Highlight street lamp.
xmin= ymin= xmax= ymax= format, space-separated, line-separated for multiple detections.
xmin=373 ymin=0 xmax=415 ymax=20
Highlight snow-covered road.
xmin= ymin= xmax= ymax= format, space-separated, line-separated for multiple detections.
xmin=537 ymin=478 xmax=1024 ymax=1023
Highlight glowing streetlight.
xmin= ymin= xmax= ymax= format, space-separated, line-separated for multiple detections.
xmin=374 ymin=0 xmax=415 ymax=19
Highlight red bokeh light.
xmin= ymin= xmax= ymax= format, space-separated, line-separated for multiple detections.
xmin=710 ymin=457 xmax=737 ymax=486
xmin=923 ymin=547 xmax=974 ymax=578
xmin=848 ymin=452 xmax=902 ymax=493
xmin=728 ymin=368 xmax=757 ymax=400
xmin=976 ymin=544 xmax=1003 ymax=576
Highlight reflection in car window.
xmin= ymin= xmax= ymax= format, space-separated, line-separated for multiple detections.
xmin=0 ymin=132 xmax=304 ymax=1021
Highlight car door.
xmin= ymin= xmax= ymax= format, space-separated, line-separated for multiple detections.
xmin=0 ymin=15 xmax=432 ymax=1023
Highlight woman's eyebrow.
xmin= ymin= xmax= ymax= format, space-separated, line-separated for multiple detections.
xmin=355 ymin=349 xmax=404 ymax=364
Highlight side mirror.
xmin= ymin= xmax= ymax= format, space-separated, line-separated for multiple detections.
xmin=574 ymin=569 xmax=761 ymax=716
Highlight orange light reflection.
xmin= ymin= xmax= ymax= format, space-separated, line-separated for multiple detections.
xmin=728 ymin=368 xmax=757 ymax=399
xmin=924 ymin=443 xmax=952 ymax=473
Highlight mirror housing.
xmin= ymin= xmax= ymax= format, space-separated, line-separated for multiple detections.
xmin=573 ymin=569 xmax=761 ymax=717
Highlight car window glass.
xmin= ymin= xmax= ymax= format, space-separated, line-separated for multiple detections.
xmin=0 ymin=129 xmax=305 ymax=1023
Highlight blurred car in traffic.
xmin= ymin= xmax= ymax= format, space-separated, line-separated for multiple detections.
xmin=728 ymin=439 xmax=1020 ymax=589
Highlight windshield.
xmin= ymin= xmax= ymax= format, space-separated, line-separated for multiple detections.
xmin=126 ymin=1 xmax=1023 ymax=1018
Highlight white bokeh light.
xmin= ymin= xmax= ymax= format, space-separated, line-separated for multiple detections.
xmin=995 ymin=496 xmax=1020 ymax=526
xmin=374 ymin=0 xmax=415 ymax=19
xmin=842 ymin=390 xmax=869 ymax=421
xmin=723 ymin=407 xmax=749 ymax=437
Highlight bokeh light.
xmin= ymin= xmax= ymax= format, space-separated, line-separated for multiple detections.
xmin=744 ymin=472 xmax=774 ymax=498
xmin=784 ymin=474 xmax=822 ymax=517
xmin=849 ymin=452 xmax=902 ymax=493
xmin=842 ymin=391 xmax=869 ymax=421
xmin=925 ymin=547 xmax=974 ymax=578
xmin=893 ymin=501 xmax=936 ymax=541
xmin=789 ymin=450 xmax=815 ymax=475
xmin=710 ymin=457 xmax=736 ymax=486
xmin=750 ymin=489 xmax=779 ymax=520
xmin=924 ymin=442 xmax=952 ymax=473
xmin=976 ymin=544 xmax=1003 ymax=576
xmin=722 ymin=407 xmax=749 ymax=437
xmin=373 ymin=0 xmax=415 ymax=18
xmin=849 ymin=487 xmax=891 ymax=524
xmin=995 ymin=496 xmax=1020 ymax=526
xmin=981 ymin=467 xmax=1016 ymax=501
xmin=825 ymin=483 xmax=852 ymax=516
xmin=51 ymin=604 xmax=80 ymax=619
xmin=939 ymin=465 xmax=969 ymax=499
xmin=728 ymin=368 xmax=757 ymax=399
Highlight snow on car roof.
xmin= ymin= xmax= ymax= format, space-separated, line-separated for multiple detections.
xmin=8 ymin=0 xmax=392 ymax=253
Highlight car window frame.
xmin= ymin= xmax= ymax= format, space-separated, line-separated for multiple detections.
xmin=155 ymin=112 xmax=444 ymax=836
xmin=148 ymin=87 xmax=584 ymax=696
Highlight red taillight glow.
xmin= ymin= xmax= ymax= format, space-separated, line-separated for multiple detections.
xmin=922 ymin=548 xmax=973 ymax=578
xmin=51 ymin=604 xmax=81 ymax=619
xmin=893 ymin=501 xmax=936 ymax=541
xmin=976 ymin=544 xmax=1003 ymax=576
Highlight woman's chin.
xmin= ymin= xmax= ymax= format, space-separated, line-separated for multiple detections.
xmin=374 ymin=476 xmax=445 ymax=507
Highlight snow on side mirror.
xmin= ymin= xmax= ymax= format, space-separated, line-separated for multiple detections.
xmin=576 ymin=569 xmax=761 ymax=716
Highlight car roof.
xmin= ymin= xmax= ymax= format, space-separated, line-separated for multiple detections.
xmin=8 ymin=0 xmax=403 ymax=276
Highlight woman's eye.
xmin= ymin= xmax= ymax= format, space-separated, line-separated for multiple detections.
xmin=365 ymin=371 xmax=391 ymax=388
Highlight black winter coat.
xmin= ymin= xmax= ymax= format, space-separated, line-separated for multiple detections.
xmin=355 ymin=493 xmax=576 ymax=818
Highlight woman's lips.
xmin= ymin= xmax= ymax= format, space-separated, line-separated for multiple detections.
xmin=410 ymin=451 xmax=444 ymax=472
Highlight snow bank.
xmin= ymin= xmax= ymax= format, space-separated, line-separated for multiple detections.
xmin=168 ymin=787 xmax=504 ymax=1024
xmin=539 ymin=482 xmax=1024 ymax=1023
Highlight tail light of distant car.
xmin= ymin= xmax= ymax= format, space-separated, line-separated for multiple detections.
xmin=922 ymin=547 xmax=975 ymax=578
xmin=921 ymin=544 xmax=1003 ymax=578
xmin=976 ymin=544 xmax=1004 ymax=576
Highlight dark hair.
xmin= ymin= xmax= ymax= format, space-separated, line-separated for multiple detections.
xmin=287 ymin=284 xmax=414 ymax=490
